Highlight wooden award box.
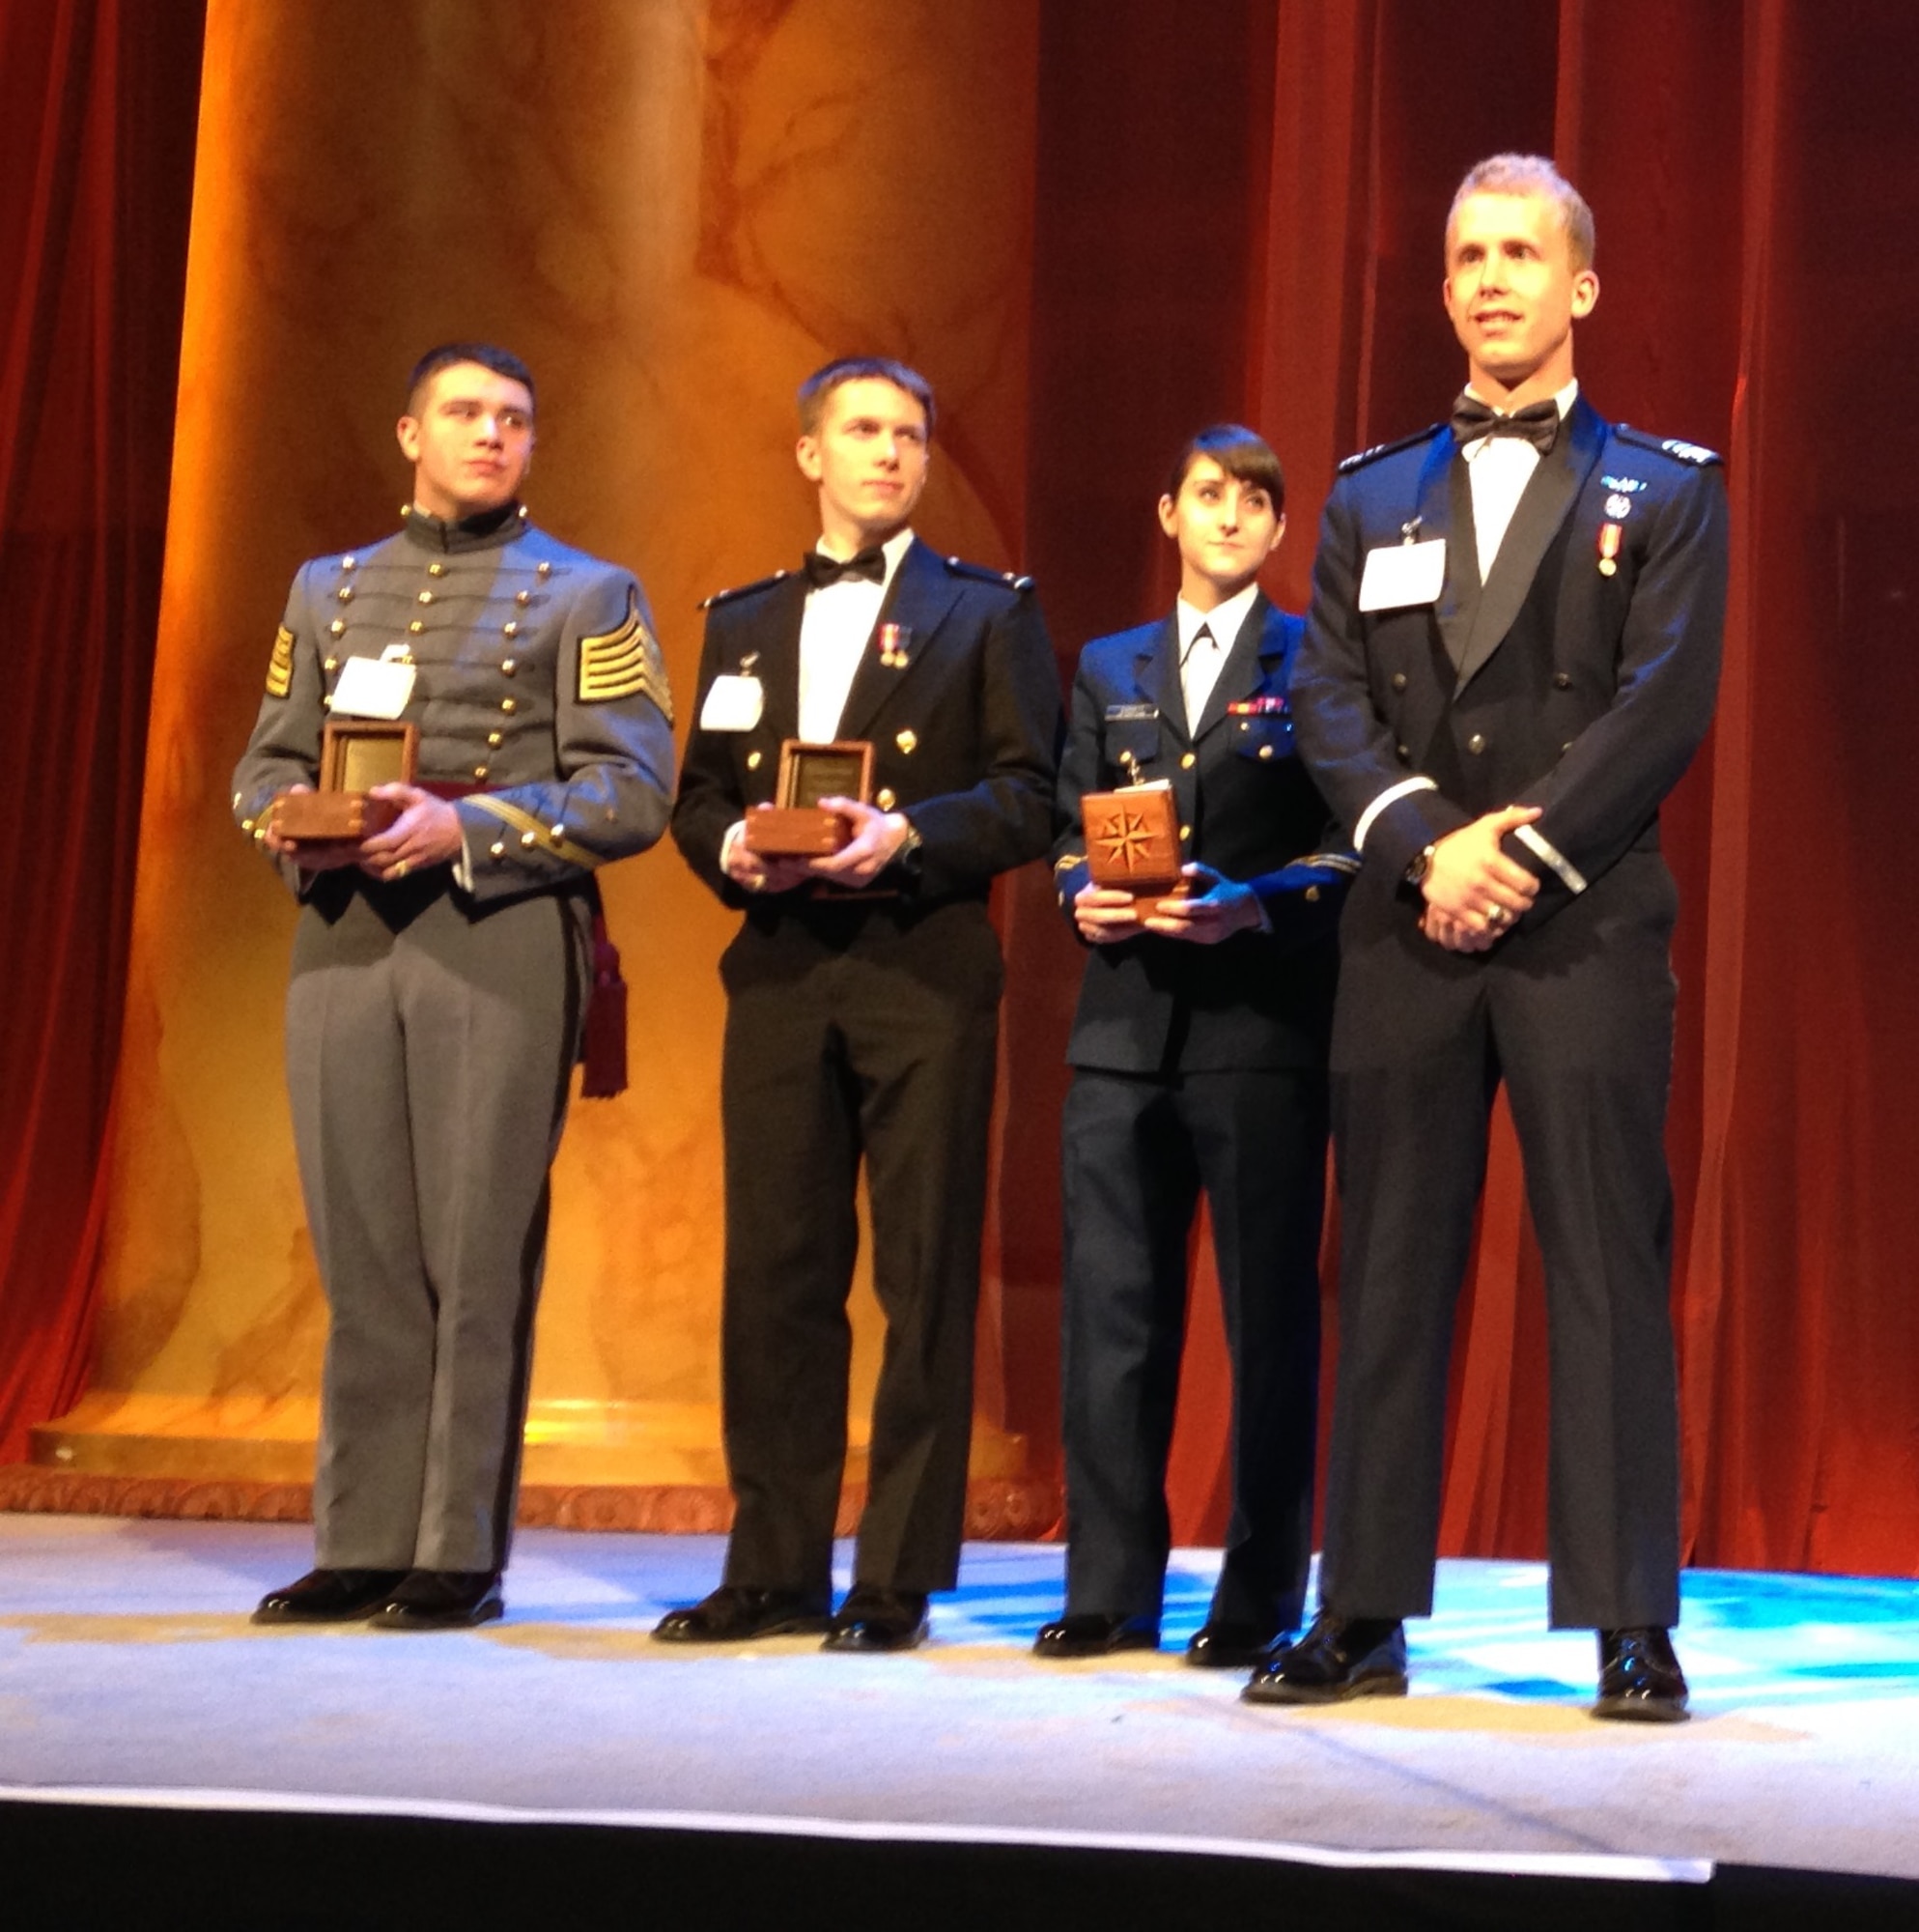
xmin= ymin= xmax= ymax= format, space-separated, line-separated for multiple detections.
xmin=271 ymin=720 xmax=419 ymax=841
xmin=741 ymin=739 xmax=875 ymax=857
xmin=1083 ymin=780 xmax=1184 ymax=898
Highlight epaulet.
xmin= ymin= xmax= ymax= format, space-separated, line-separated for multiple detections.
xmin=944 ymin=554 xmax=1035 ymax=592
xmin=1337 ymin=424 xmax=1443 ymax=474
xmin=1614 ymin=425 xmax=1723 ymax=468
xmin=698 ymin=567 xmax=793 ymax=611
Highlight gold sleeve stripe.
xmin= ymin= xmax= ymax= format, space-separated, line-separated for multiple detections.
xmin=464 ymin=794 xmax=603 ymax=871
xmin=266 ymin=625 xmax=295 ymax=698
xmin=579 ymin=592 xmax=673 ymax=719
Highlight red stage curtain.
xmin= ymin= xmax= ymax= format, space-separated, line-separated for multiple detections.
xmin=0 ymin=0 xmax=205 ymax=1460
xmin=1022 ymin=0 xmax=1919 ymax=1577
xmin=10 ymin=0 xmax=1919 ymax=1579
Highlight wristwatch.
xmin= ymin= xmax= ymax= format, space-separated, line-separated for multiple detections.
xmin=1404 ymin=843 xmax=1436 ymax=886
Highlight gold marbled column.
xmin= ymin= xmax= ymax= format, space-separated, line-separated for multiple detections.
xmin=45 ymin=0 xmax=1045 ymax=1495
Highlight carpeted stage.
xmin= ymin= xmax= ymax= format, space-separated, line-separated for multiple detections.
xmin=4 ymin=1516 xmax=1916 ymax=1927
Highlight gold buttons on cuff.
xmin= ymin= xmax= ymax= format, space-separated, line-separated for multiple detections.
xmin=335 ymin=586 xmax=353 ymax=602
xmin=324 ymin=656 xmax=339 ymax=673
xmin=1180 ymin=824 xmax=1192 ymax=840
xmin=521 ymin=830 xmax=537 ymax=847
xmin=876 ymin=786 xmax=897 ymax=810
xmin=500 ymin=658 xmax=517 ymax=675
xmin=550 ymin=823 xmax=566 ymax=839
xmin=328 ymin=619 xmax=346 ymax=637
xmin=514 ymin=589 xmax=530 ymax=607
xmin=409 ymin=619 xmax=425 ymax=634
xmin=1258 ymin=744 xmax=1274 ymax=760
xmin=502 ymin=621 xmax=521 ymax=639
xmin=1305 ymin=885 xmax=1320 ymax=901
xmin=1180 ymin=752 xmax=1196 ymax=769
xmin=473 ymin=764 xmax=489 ymax=781
xmin=490 ymin=839 xmax=506 ymax=859
xmin=417 ymin=590 xmax=434 ymax=605
xmin=536 ymin=560 xmax=551 ymax=578
xmin=1467 ymin=732 xmax=1486 ymax=754
xmin=500 ymin=696 xmax=517 ymax=714
xmin=746 ymin=750 xmax=762 ymax=770
xmin=487 ymin=730 xmax=503 ymax=749
xmin=428 ymin=562 xmax=446 ymax=577
xmin=341 ymin=555 xmax=356 ymax=571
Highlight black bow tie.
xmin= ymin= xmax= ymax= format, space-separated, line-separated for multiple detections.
xmin=1450 ymin=395 xmax=1561 ymax=455
xmin=803 ymin=546 xmax=887 ymax=588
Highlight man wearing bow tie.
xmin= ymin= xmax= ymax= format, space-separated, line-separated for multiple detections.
xmin=660 ymin=357 xmax=1062 ymax=1652
xmin=1255 ymin=156 xmax=1728 ymax=1720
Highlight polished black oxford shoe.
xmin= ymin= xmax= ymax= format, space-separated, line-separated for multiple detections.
xmin=822 ymin=1586 xmax=929 ymax=1653
xmin=651 ymin=1584 xmax=833 ymax=1644
xmin=369 ymin=1569 xmax=504 ymax=1631
xmin=1593 ymin=1626 xmax=1689 ymax=1723
xmin=251 ymin=1568 xmax=408 ymax=1625
xmin=1185 ymin=1619 xmax=1289 ymax=1670
xmin=1241 ymin=1609 xmax=1408 ymax=1705
xmin=1031 ymin=1612 xmax=1160 ymax=1660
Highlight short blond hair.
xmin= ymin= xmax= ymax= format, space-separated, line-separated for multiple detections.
xmin=1447 ymin=154 xmax=1595 ymax=271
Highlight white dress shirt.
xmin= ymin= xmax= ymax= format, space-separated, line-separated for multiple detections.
xmin=1174 ymin=581 xmax=1259 ymax=729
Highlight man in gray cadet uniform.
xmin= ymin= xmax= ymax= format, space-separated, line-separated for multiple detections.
xmin=234 ymin=343 xmax=675 ymax=1630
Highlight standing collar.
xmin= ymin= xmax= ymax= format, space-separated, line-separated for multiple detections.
xmin=400 ymin=500 xmax=530 ymax=554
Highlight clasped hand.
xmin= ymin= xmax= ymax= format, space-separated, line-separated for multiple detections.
xmin=722 ymin=797 xmax=916 ymax=895
xmin=1075 ymin=863 xmax=1260 ymax=946
xmin=1418 ymin=804 xmax=1541 ymax=952
xmin=266 ymin=782 xmax=465 ymax=884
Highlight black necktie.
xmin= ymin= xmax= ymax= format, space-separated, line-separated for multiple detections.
xmin=1450 ymin=394 xmax=1561 ymax=455
xmin=803 ymin=546 xmax=886 ymax=588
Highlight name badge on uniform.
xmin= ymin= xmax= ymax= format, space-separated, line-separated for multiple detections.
xmin=700 ymin=673 xmax=765 ymax=731
xmin=1357 ymin=539 xmax=1446 ymax=611
xmin=330 ymin=654 xmax=416 ymax=719
xmin=1104 ymin=702 xmax=1158 ymax=722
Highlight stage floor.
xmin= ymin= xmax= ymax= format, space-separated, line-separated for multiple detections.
xmin=3 ymin=1514 xmax=1917 ymax=1890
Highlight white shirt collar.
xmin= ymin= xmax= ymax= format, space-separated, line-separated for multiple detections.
xmin=1174 ymin=580 xmax=1261 ymax=659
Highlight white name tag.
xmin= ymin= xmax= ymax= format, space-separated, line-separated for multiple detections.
xmin=331 ymin=655 xmax=416 ymax=719
xmin=700 ymin=673 xmax=765 ymax=732
xmin=1358 ymin=538 xmax=1447 ymax=611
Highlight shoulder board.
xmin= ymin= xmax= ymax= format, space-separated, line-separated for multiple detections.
xmin=944 ymin=554 xmax=1035 ymax=592
xmin=698 ymin=567 xmax=793 ymax=611
xmin=1614 ymin=425 xmax=1723 ymax=468
xmin=1337 ymin=424 xmax=1444 ymax=474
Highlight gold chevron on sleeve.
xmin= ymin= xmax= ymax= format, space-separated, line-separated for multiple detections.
xmin=579 ymin=590 xmax=674 ymax=719
xmin=464 ymin=793 xmax=604 ymax=870
xmin=266 ymin=625 xmax=295 ymax=698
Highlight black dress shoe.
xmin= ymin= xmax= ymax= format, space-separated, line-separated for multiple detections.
xmin=1185 ymin=1619 xmax=1288 ymax=1670
xmin=369 ymin=1569 xmax=504 ymax=1631
xmin=822 ymin=1586 xmax=929 ymax=1653
xmin=651 ymin=1584 xmax=833 ymax=1644
xmin=1032 ymin=1612 xmax=1160 ymax=1660
xmin=251 ymin=1568 xmax=408 ymax=1625
xmin=1594 ymin=1626 xmax=1689 ymax=1723
xmin=1242 ymin=1609 xmax=1407 ymax=1704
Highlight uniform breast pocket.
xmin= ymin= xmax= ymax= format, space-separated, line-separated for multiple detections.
xmin=1228 ymin=712 xmax=1295 ymax=766
xmin=1104 ymin=720 xmax=1162 ymax=781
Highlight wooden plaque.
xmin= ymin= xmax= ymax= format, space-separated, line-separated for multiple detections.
xmin=272 ymin=720 xmax=418 ymax=841
xmin=1084 ymin=781 xmax=1184 ymax=898
xmin=742 ymin=739 xmax=874 ymax=856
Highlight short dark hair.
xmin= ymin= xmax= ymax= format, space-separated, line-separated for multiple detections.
xmin=797 ymin=356 xmax=936 ymax=441
xmin=405 ymin=342 xmax=536 ymax=416
xmin=1165 ymin=424 xmax=1284 ymax=512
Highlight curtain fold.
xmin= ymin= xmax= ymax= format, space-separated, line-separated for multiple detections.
xmin=0 ymin=0 xmax=205 ymax=1460
xmin=9 ymin=0 xmax=1917 ymax=1579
